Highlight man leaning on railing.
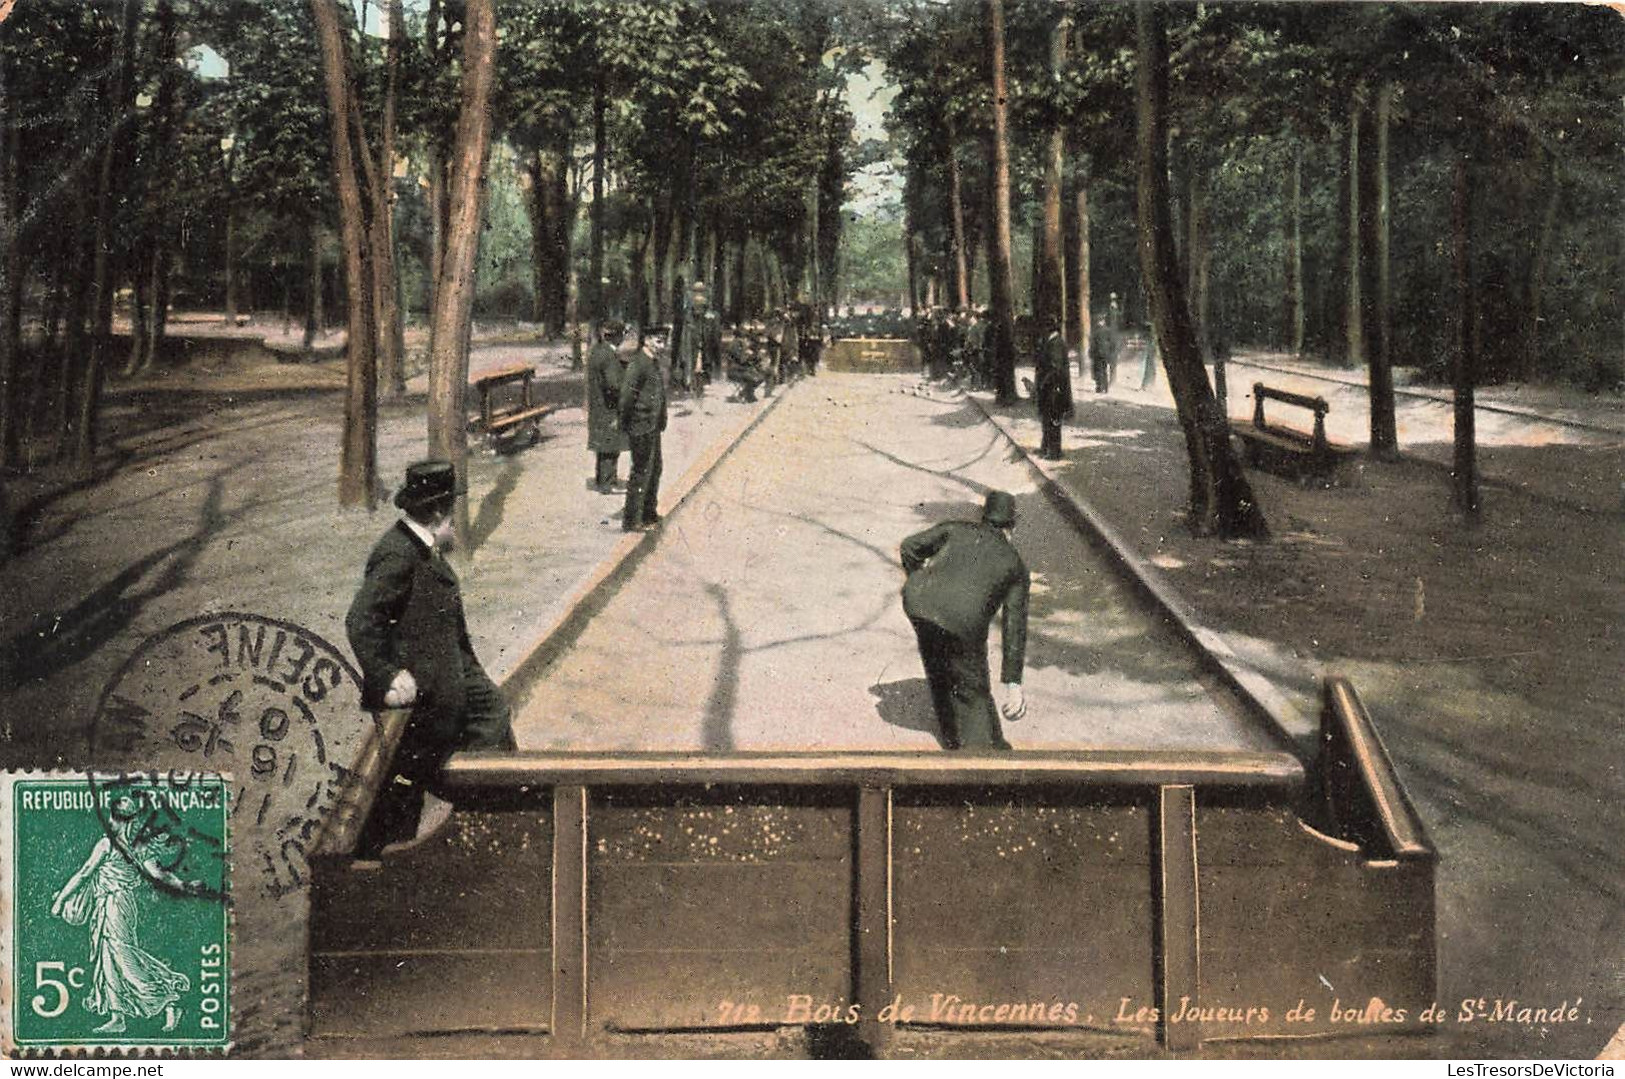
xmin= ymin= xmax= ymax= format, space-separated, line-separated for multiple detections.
xmin=345 ymin=460 xmax=515 ymax=864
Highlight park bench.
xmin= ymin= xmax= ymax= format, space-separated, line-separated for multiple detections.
xmin=470 ymin=362 xmax=554 ymax=448
xmin=1235 ymin=382 xmax=1353 ymax=481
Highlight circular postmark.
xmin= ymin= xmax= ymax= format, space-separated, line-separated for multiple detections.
xmin=84 ymin=770 xmax=233 ymax=903
xmin=88 ymin=612 xmax=373 ymax=899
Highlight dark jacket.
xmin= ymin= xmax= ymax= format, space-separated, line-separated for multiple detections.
xmin=701 ymin=312 xmax=723 ymax=373
xmin=1089 ymin=322 xmax=1120 ymax=367
xmin=346 ymin=521 xmax=477 ymax=742
xmin=587 ymin=340 xmax=628 ymax=453
xmin=618 ymin=346 xmax=668 ymax=437
xmin=1036 ymin=331 xmax=1072 ymax=421
xmin=900 ymin=520 xmax=1030 ymax=684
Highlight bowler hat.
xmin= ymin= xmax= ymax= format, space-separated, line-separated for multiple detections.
xmin=394 ymin=460 xmax=457 ymax=512
xmin=981 ymin=490 xmax=1018 ymax=528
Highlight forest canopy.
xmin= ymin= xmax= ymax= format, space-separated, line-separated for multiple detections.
xmin=0 ymin=1 xmax=1618 ymax=516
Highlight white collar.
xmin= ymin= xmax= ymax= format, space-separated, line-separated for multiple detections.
xmin=401 ymin=516 xmax=438 ymax=553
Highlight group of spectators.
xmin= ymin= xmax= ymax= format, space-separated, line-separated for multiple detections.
xmin=585 ymin=296 xmax=832 ymax=530
xmin=915 ymin=308 xmax=994 ymax=388
xmin=907 ymin=295 xmax=1144 ymax=460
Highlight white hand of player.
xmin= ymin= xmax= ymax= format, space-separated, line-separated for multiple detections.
xmin=1000 ymin=683 xmax=1026 ymax=721
xmin=385 ymin=668 xmax=419 ymax=708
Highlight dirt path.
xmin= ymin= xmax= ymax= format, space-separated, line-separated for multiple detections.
xmin=513 ymin=373 xmax=1274 ymax=753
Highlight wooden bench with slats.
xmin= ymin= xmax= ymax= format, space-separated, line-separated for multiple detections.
xmin=470 ymin=362 xmax=554 ymax=448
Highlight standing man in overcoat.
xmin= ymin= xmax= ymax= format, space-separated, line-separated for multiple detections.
xmin=1035 ymin=317 xmax=1070 ymax=459
xmin=619 ymin=336 xmax=668 ymax=532
xmin=346 ymin=461 xmax=514 ymax=859
xmin=899 ymin=491 xmax=1030 ymax=750
xmin=586 ymin=320 xmax=628 ymax=492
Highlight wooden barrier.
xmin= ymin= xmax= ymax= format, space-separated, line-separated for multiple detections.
xmin=307 ymin=687 xmax=1436 ymax=1056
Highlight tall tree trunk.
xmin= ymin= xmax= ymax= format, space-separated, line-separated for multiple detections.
xmin=126 ymin=255 xmax=149 ymax=376
xmin=373 ymin=0 xmax=406 ymax=399
xmin=1368 ymin=83 xmax=1397 ymax=455
xmin=146 ymin=245 xmax=174 ymax=372
xmin=132 ymin=0 xmax=181 ymax=382
xmin=75 ymin=0 xmax=141 ymax=470
xmin=652 ymin=188 xmax=672 ymax=325
xmin=729 ymin=223 xmax=746 ymax=327
xmin=1071 ymin=178 xmax=1091 ymax=375
xmin=224 ymin=204 xmax=238 ymax=325
xmin=548 ymin=128 xmax=572 ymax=336
xmin=1523 ymin=155 xmax=1561 ymax=383
xmin=984 ymin=0 xmax=1019 ymax=404
xmin=528 ymin=134 xmax=571 ymax=336
xmin=945 ymin=118 xmax=969 ymax=312
xmin=57 ymin=200 xmax=94 ymax=459
xmin=312 ymin=0 xmax=378 ymax=509
xmin=1135 ymin=1 xmax=1266 ymax=540
xmin=526 ymin=149 xmax=547 ymax=325
xmin=1035 ymin=13 xmax=1069 ymax=336
xmin=903 ymin=179 xmax=920 ymax=315
xmin=1186 ymin=165 xmax=1210 ymax=363
xmin=1284 ymin=142 xmax=1304 ymax=353
xmin=1451 ymin=154 xmax=1478 ymax=518
xmin=587 ymin=69 xmax=607 ymax=334
xmin=1343 ymin=92 xmax=1366 ymax=369
xmin=426 ymin=0 xmax=497 ymax=549
xmin=304 ymin=220 xmax=321 ymax=350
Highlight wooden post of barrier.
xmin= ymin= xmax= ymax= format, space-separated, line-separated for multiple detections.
xmin=552 ymin=785 xmax=589 ymax=1049
xmin=854 ymin=786 xmax=893 ymax=1056
xmin=1156 ymin=784 xmax=1201 ymax=1051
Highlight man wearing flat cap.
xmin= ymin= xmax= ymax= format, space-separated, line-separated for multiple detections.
xmin=346 ymin=460 xmax=513 ymax=858
xmin=899 ymin=490 xmax=1030 ymax=750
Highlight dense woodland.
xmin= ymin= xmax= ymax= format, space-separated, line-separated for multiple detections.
xmin=0 ymin=1 xmax=1619 ymax=538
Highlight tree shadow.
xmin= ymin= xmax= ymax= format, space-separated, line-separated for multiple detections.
xmin=1 ymin=459 xmax=260 ymax=690
xmin=469 ymin=457 xmax=523 ymax=552
xmin=701 ymin=582 xmax=740 ymax=752
xmin=10 ymin=400 xmax=310 ymax=555
xmin=926 ymin=399 xmax=991 ymax=429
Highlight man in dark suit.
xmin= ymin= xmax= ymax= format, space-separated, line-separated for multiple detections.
xmin=619 ymin=338 xmax=668 ymax=532
xmin=587 ymin=320 xmax=628 ymax=492
xmin=346 ymin=460 xmax=513 ymax=859
xmin=1035 ymin=317 xmax=1071 ymax=459
xmin=899 ymin=491 xmax=1030 ymax=750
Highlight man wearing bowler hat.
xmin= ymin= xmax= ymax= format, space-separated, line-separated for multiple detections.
xmin=346 ymin=460 xmax=513 ymax=859
xmin=899 ymin=490 xmax=1030 ymax=750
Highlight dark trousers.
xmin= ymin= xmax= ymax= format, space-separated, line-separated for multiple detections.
xmin=910 ymin=618 xmax=1011 ymax=751
xmin=356 ymin=662 xmax=513 ymax=858
xmin=623 ymin=431 xmax=663 ymax=530
xmin=1040 ymin=416 xmax=1063 ymax=459
xmin=595 ymin=452 xmax=620 ymax=488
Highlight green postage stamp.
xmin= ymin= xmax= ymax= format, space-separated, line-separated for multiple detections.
xmin=1 ymin=772 xmax=231 ymax=1054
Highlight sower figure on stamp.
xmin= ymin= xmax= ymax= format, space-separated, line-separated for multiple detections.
xmin=619 ymin=337 xmax=668 ymax=532
xmin=587 ymin=320 xmax=629 ymax=493
xmin=51 ymin=793 xmax=205 ymax=1034
xmin=899 ymin=490 xmax=1030 ymax=750
xmin=346 ymin=461 xmax=514 ymax=861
